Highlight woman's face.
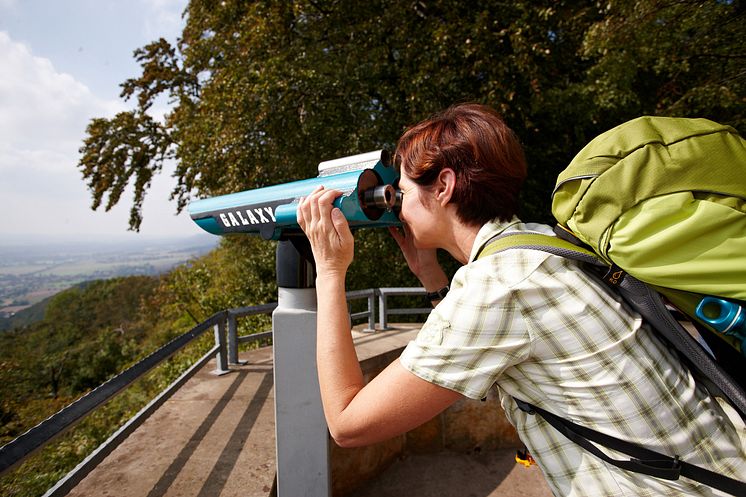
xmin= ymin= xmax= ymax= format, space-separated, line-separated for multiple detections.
xmin=397 ymin=170 xmax=442 ymax=249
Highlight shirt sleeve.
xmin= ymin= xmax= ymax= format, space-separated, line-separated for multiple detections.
xmin=399 ymin=255 xmax=534 ymax=400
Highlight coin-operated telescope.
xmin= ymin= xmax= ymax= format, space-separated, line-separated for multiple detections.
xmin=189 ymin=152 xmax=403 ymax=493
xmin=188 ymin=150 xmax=401 ymax=240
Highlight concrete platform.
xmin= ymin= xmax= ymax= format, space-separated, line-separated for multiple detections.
xmin=64 ymin=324 xmax=552 ymax=497
xmin=349 ymin=450 xmax=552 ymax=497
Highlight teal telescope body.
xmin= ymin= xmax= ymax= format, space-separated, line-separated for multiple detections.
xmin=188 ymin=150 xmax=401 ymax=240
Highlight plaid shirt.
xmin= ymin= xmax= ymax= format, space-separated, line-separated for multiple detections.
xmin=400 ymin=218 xmax=746 ymax=497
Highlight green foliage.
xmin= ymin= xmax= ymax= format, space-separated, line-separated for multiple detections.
xmin=0 ymin=333 xmax=216 ymax=497
xmin=0 ymin=262 xmax=258 ymax=497
xmin=162 ymin=236 xmax=277 ymax=318
xmin=78 ymin=112 xmax=173 ymax=231
xmin=0 ymin=278 xmax=159 ymax=440
xmin=78 ymin=0 xmax=745 ymax=234
xmin=0 ymin=298 xmax=49 ymax=331
xmin=0 ymin=278 xmax=153 ymax=496
xmin=143 ymin=235 xmax=277 ymax=344
xmin=580 ymin=0 xmax=745 ymax=127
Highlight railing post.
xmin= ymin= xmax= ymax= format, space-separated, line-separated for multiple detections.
xmin=378 ymin=288 xmax=390 ymax=330
xmin=272 ymin=239 xmax=330 ymax=497
xmin=227 ymin=313 xmax=246 ymax=365
xmin=212 ymin=317 xmax=230 ymax=375
xmin=363 ymin=290 xmax=376 ymax=332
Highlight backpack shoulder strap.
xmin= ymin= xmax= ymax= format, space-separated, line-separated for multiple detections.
xmin=514 ymin=399 xmax=746 ymax=495
xmin=479 ymin=228 xmax=746 ymax=493
xmin=477 ymin=231 xmax=598 ymax=262
xmin=480 ymin=229 xmax=746 ymax=418
xmin=476 ymin=231 xmax=630 ymax=284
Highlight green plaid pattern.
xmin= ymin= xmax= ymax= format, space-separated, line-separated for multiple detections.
xmin=400 ymin=219 xmax=746 ymax=496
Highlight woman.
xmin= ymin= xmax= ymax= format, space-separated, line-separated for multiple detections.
xmin=296 ymin=103 xmax=746 ymax=496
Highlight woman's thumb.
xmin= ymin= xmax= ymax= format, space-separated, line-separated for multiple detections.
xmin=332 ymin=208 xmax=352 ymax=237
xmin=331 ymin=208 xmax=345 ymax=225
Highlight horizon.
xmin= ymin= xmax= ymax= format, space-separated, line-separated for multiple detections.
xmin=0 ymin=231 xmax=219 ymax=251
xmin=0 ymin=227 xmax=219 ymax=320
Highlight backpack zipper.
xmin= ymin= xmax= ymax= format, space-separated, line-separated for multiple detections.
xmin=551 ymin=174 xmax=599 ymax=199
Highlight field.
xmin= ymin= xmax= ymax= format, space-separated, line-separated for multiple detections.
xmin=0 ymin=235 xmax=217 ymax=319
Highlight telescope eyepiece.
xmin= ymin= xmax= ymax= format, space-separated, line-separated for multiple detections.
xmin=393 ymin=188 xmax=402 ymax=212
xmin=362 ymin=184 xmax=397 ymax=211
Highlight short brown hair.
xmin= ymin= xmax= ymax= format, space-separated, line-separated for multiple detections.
xmin=395 ymin=103 xmax=527 ymax=225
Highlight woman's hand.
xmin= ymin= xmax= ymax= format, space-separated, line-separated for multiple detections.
xmin=297 ymin=186 xmax=354 ymax=277
xmin=388 ymin=224 xmax=448 ymax=290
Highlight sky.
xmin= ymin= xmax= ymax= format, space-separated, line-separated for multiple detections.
xmin=0 ymin=0 xmax=205 ymax=241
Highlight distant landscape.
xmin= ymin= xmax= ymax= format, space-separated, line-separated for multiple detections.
xmin=0 ymin=234 xmax=218 ymax=329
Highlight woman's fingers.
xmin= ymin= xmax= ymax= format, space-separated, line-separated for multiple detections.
xmin=296 ymin=196 xmax=307 ymax=229
xmin=389 ymin=224 xmax=415 ymax=249
xmin=295 ymin=185 xmax=353 ymax=274
xmin=297 ymin=186 xmax=325 ymax=229
xmin=297 ymin=186 xmax=322 ymax=225
xmin=308 ymin=187 xmax=322 ymax=225
xmin=297 ymin=186 xmax=348 ymax=238
xmin=332 ymin=207 xmax=353 ymax=245
xmin=309 ymin=187 xmax=338 ymax=227
xmin=319 ymin=190 xmax=344 ymax=233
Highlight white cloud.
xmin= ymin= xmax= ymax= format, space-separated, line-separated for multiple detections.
xmin=0 ymin=31 xmax=123 ymax=161
xmin=0 ymin=30 xmax=195 ymax=236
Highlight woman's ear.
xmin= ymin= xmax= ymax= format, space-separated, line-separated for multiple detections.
xmin=436 ymin=168 xmax=456 ymax=206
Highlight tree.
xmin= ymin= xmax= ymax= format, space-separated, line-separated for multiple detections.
xmin=79 ymin=1 xmax=588 ymax=227
xmin=78 ymin=0 xmax=745 ymax=281
xmin=581 ymin=0 xmax=745 ymax=127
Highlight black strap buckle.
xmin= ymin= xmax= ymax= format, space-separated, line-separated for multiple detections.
xmin=630 ymin=455 xmax=682 ymax=480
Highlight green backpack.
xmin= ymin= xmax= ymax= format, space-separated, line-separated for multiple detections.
xmin=478 ymin=116 xmax=746 ymax=495
xmin=554 ymin=116 xmax=746 ymax=348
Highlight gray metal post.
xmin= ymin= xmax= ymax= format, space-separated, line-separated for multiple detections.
xmin=212 ymin=319 xmax=230 ymax=375
xmin=364 ymin=291 xmax=376 ymax=332
xmin=272 ymin=240 xmax=330 ymax=497
xmin=227 ymin=313 xmax=246 ymax=365
xmin=378 ymin=289 xmax=389 ymax=330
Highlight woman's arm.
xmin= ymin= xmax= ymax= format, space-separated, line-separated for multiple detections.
xmin=298 ymin=187 xmax=462 ymax=447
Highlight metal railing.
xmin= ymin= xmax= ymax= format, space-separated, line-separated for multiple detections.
xmin=378 ymin=287 xmax=433 ymax=330
xmin=347 ymin=287 xmax=434 ymax=331
xmin=0 ymin=287 xmax=430 ymax=496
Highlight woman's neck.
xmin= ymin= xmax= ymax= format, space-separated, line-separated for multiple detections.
xmin=441 ymin=214 xmax=480 ymax=265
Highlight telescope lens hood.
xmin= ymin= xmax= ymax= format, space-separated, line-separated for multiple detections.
xmin=357 ymin=169 xmax=390 ymax=220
